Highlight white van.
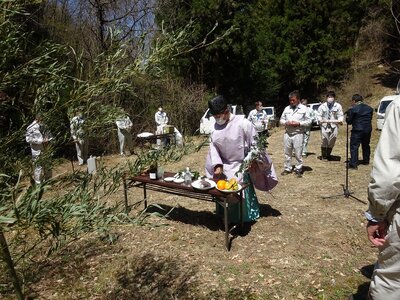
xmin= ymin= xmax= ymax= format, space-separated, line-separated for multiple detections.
xmin=199 ymin=104 xmax=244 ymax=135
xmin=261 ymin=106 xmax=277 ymax=129
xmin=307 ymin=102 xmax=321 ymax=127
xmin=376 ymin=95 xmax=398 ymax=130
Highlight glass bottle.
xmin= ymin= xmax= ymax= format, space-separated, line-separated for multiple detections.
xmin=184 ymin=167 xmax=192 ymax=185
xmin=149 ymin=161 xmax=158 ymax=180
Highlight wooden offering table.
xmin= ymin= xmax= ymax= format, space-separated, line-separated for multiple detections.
xmin=123 ymin=172 xmax=248 ymax=251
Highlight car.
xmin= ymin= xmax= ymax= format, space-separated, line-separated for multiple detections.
xmin=307 ymin=102 xmax=321 ymax=127
xmin=376 ymin=95 xmax=398 ymax=130
xmin=199 ymin=104 xmax=244 ymax=135
xmin=261 ymin=106 xmax=277 ymax=129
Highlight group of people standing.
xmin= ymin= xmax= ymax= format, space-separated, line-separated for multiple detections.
xmin=25 ymin=106 xmax=170 ymax=184
xmin=279 ymin=90 xmax=374 ymax=177
xmin=207 ymin=92 xmax=400 ymax=300
xmin=25 ymin=91 xmax=399 ymax=298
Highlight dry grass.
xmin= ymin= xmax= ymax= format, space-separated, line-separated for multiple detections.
xmin=2 ymin=66 xmax=398 ymax=300
xmin=2 ymin=124 xmax=381 ymax=300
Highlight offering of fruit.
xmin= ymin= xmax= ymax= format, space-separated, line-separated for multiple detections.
xmin=217 ymin=180 xmax=226 ymax=190
xmin=225 ymin=178 xmax=239 ymax=191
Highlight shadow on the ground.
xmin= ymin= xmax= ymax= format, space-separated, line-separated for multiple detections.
xmin=302 ymin=165 xmax=313 ymax=173
xmin=107 ymin=251 xmax=260 ymax=299
xmin=260 ymin=203 xmax=281 ymax=218
xmin=329 ymin=155 xmax=341 ymax=161
xmin=106 ymin=253 xmax=198 ymax=300
xmin=304 ymin=152 xmax=317 ymax=157
xmin=147 ymin=204 xmax=222 ymax=231
xmin=349 ymin=264 xmax=374 ymax=300
xmin=147 ymin=202 xmax=282 ymax=233
xmin=351 ymin=282 xmax=370 ymax=300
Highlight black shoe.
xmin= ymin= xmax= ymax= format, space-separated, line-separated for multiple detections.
xmin=360 ymin=161 xmax=369 ymax=165
xmin=349 ymin=165 xmax=358 ymax=170
xmin=281 ymin=170 xmax=292 ymax=176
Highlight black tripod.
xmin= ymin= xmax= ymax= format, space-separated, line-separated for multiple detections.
xmin=322 ymin=122 xmax=367 ymax=204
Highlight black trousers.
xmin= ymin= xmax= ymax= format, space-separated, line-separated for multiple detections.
xmin=349 ymin=130 xmax=371 ymax=167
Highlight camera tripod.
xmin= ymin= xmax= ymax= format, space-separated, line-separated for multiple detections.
xmin=321 ymin=122 xmax=367 ymax=204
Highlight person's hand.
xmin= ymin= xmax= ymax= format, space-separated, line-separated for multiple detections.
xmin=366 ymin=220 xmax=388 ymax=247
xmin=286 ymin=121 xmax=300 ymax=127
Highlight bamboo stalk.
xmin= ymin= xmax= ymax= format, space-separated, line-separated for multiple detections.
xmin=0 ymin=230 xmax=24 ymax=300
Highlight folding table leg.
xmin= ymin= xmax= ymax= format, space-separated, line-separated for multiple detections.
xmin=240 ymin=191 xmax=244 ymax=229
xmin=143 ymin=183 xmax=147 ymax=208
xmin=224 ymin=198 xmax=229 ymax=251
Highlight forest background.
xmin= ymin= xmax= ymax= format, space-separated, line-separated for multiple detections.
xmin=1 ymin=0 xmax=399 ymax=168
xmin=1 ymin=0 xmax=400 ymax=299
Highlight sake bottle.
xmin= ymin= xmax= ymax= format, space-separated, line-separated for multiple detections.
xmin=184 ymin=167 xmax=192 ymax=185
xmin=149 ymin=161 xmax=158 ymax=180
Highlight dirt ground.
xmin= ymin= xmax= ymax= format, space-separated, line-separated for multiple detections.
xmin=17 ymin=108 xmax=388 ymax=300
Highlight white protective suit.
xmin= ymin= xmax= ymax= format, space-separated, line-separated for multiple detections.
xmin=70 ymin=115 xmax=88 ymax=165
xmin=115 ymin=116 xmax=133 ymax=155
xmin=247 ymin=108 xmax=268 ymax=133
xmin=367 ymin=98 xmax=400 ymax=300
xmin=25 ymin=119 xmax=52 ymax=184
xmin=317 ymin=101 xmax=344 ymax=156
xmin=279 ymin=104 xmax=311 ymax=172
xmin=154 ymin=110 xmax=168 ymax=146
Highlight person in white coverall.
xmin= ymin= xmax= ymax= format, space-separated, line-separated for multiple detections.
xmin=317 ymin=91 xmax=343 ymax=160
xmin=247 ymin=101 xmax=269 ymax=137
xmin=279 ymin=90 xmax=311 ymax=178
xmin=115 ymin=115 xmax=133 ymax=155
xmin=363 ymin=98 xmax=400 ymax=300
xmin=155 ymin=106 xmax=168 ymax=146
xmin=25 ymin=114 xmax=52 ymax=184
xmin=70 ymin=110 xmax=88 ymax=165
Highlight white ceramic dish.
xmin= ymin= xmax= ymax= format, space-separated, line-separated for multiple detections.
xmin=164 ymin=177 xmax=175 ymax=182
xmin=191 ymin=179 xmax=216 ymax=190
xmin=216 ymin=183 xmax=242 ymax=193
xmin=173 ymin=178 xmax=184 ymax=184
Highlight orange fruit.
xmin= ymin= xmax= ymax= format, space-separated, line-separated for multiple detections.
xmin=217 ymin=180 xmax=227 ymax=190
